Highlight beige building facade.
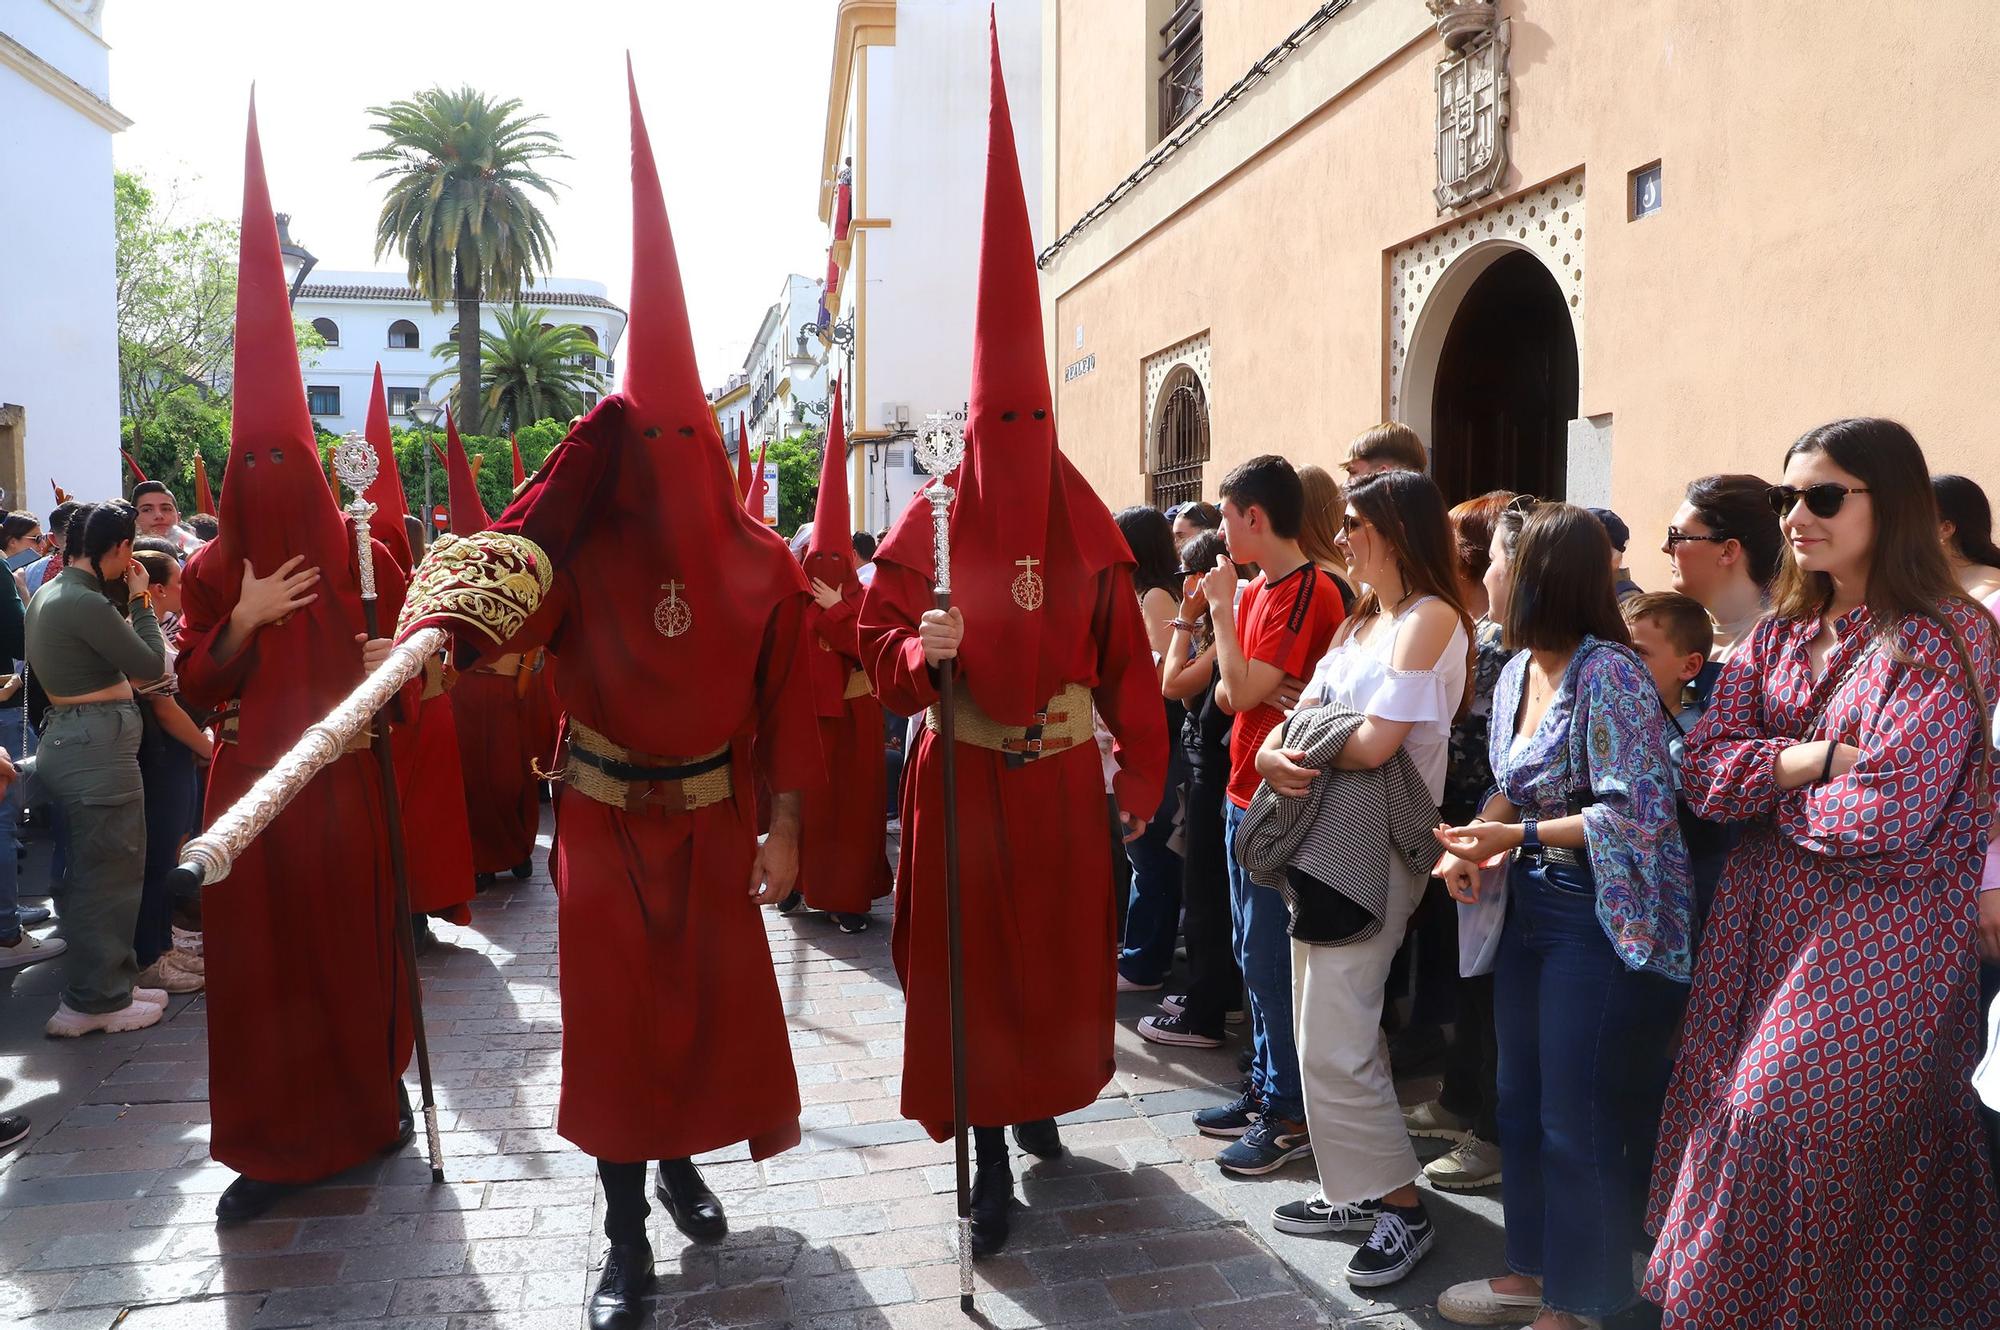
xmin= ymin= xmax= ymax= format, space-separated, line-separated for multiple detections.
xmin=1042 ymin=0 xmax=2000 ymax=583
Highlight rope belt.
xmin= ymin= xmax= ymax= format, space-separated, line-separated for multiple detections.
xmin=214 ymin=700 xmax=373 ymax=754
xmin=843 ymin=668 xmax=873 ymax=701
xmin=559 ymin=718 xmax=732 ymax=815
xmin=926 ymin=682 xmax=1094 ymax=768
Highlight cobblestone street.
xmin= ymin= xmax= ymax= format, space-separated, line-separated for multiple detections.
xmin=0 ymin=820 xmax=1503 ymax=1329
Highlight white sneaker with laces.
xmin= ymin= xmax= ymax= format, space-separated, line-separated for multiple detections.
xmin=45 ymin=999 xmax=164 ymax=1037
xmin=1425 ymin=1133 xmax=1502 ymax=1191
xmin=0 ymin=930 xmax=65 ymax=970
xmin=136 ymin=958 xmax=203 ymax=994
xmin=171 ymin=926 xmax=204 ymax=958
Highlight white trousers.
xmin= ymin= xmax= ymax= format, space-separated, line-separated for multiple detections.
xmin=1291 ymin=853 xmax=1428 ymax=1206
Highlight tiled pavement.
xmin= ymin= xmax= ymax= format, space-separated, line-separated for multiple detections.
xmin=0 ymin=819 xmax=1506 ymax=1329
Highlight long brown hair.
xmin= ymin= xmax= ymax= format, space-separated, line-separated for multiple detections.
xmin=1296 ymin=464 xmax=1350 ymax=582
xmin=1772 ymin=419 xmax=1975 ymax=636
xmin=1501 ymin=503 xmax=1631 ymax=652
xmin=1773 ymin=418 xmax=1991 ymax=729
xmin=1344 ymin=470 xmax=1477 ymax=713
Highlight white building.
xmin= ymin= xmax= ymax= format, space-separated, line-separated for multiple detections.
xmin=817 ymin=0 xmax=1042 ymax=536
xmin=291 ymin=269 xmax=627 ymax=438
xmin=707 ymin=273 xmax=831 ymax=459
xmin=0 ymin=0 xmax=127 ymax=510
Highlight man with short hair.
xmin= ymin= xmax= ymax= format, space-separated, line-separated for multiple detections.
xmin=1589 ymin=506 xmax=1642 ymax=600
xmin=1193 ymin=453 xmax=1346 ymax=1176
xmin=1341 ymin=422 xmax=1428 ymax=479
xmin=132 ymin=482 xmax=198 ymax=554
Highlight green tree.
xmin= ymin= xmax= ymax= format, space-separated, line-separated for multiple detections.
xmin=427 ymin=305 xmax=604 ymax=433
xmin=359 ymin=86 xmax=565 ymax=436
xmin=114 ymin=170 xmax=236 ymax=424
xmin=764 ymin=430 xmax=825 ymax=538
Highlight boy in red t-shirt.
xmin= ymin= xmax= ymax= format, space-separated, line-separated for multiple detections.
xmin=1192 ymin=455 xmax=1345 ymax=1175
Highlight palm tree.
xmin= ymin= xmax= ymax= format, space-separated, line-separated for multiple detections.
xmin=428 ymin=305 xmax=606 ymax=433
xmin=359 ymin=86 xmax=564 ymax=433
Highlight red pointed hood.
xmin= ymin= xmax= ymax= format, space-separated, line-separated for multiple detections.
xmin=749 ymin=439 xmax=769 ymax=520
xmin=403 ymin=58 xmax=805 ymax=763
xmin=735 ymin=415 xmax=753 ymax=502
xmin=192 ymin=453 xmax=216 ymax=518
xmin=363 ymin=364 xmax=413 ymax=570
xmin=511 ymin=435 xmax=527 ymax=488
xmin=803 ymin=377 xmax=856 ymax=591
xmin=122 ymin=451 xmax=148 ymax=485
xmin=444 ymin=408 xmax=489 ymax=536
xmin=873 ymin=16 xmax=1128 ymax=725
xmin=182 ymin=92 xmax=373 ymax=765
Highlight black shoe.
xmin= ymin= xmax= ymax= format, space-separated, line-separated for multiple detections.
xmin=833 ymin=911 xmax=870 ymax=934
xmin=511 ymin=859 xmax=534 ymax=880
xmin=216 ymin=1174 xmax=305 ymax=1225
xmin=969 ymin=1161 xmax=1013 ymax=1257
xmin=388 ymin=1081 xmax=415 ymax=1154
xmin=0 ymin=1114 xmax=28 ymax=1150
xmin=411 ymin=915 xmax=435 ymax=956
xmin=1346 ymin=1201 xmax=1434 ymax=1288
xmin=653 ymin=1158 xmax=726 ymax=1243
xmin=474 ymin=873 xmax=496 ymax=891
xmin=1011 ymin=1118 xmax=1063 ymax=1160
xmin=776 ymin=890 xmax=805 ymax=915
xmin=588 ymin=1241 xmax=655 ymax=1330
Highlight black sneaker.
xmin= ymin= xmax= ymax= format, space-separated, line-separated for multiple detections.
xmin=0 ymin=1114 xmax=28 ymax=1150
xmin=1346 ymin=1202 xmax=1434 ymax=1288
xmin=1137 ymin=1013 xmax=1223 ymax=1049
xmin=1272 ymin=1192 xmax=1380 ymax=1236
xmin=1193 ymin=1089 xmax=1262 ymax=1139
xmin=833 ymin=912 xmax=870 ymax=934
xmin=1158 ymin=994 xmax=1245 ymax=1026
xmin=1216 ymin=1117 xmax=1312 ymax=1175
xmin=776 ymin=890 xmax=805 ymax=915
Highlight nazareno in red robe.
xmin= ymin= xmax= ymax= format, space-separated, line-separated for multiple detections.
xmin=179 ymin=536 xmax=418 ymax=1183
xmin=794 ymin=592 xmax=891 ymax=914
xmin=394 ymin=679 xmax=477 ymax=923
xmin=450 ymin=664 xmax=543 ymax=876
xmin=859 ymin=556 xmax=1164 ymax=1139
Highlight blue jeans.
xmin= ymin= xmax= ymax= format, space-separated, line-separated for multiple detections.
xmin=1495 ymin=855 xmax=1685 ymax=1318
xmin=1225 ymin=801 xmax=1302 ymax=1124
xmin=1118 ymin=752 xmax=1186 ymax=984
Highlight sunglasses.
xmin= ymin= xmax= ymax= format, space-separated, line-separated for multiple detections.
xmin=1664 ymin=527 xmax=1726 ymax=549
xmin=1767 ymin=484 xmax=1870 ymax=519
xmin=1340 ymin=513 xmax=1371 ymax=534
xmin=1504 ymin=493 xmax=1542 ymax=515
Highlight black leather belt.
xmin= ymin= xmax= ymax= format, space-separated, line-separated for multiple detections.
xmin=1516 ymin=844 xmax=1586 ymax=867
xmin=565 ymin=745 xmax=731 ymax=784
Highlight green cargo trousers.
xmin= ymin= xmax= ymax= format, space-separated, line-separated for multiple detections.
xmin=38 ymin=702 xmax=145 ymax=1013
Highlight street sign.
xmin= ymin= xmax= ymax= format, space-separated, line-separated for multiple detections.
xmin=431 ymin=504 xmax=448 ymax=531
xmin=761 ymin=474 xmax=779 ymax=527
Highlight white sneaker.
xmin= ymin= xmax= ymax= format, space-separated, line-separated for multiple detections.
xmin=1424 ymin=1133 xmax=1502 ymax=1191
xmin=1402 ymin=1098 xmax=1471 ymax=1140
xmin=0 ymin=930 xmax=66 ymax=970
xmin=163 ymin=946 xmax=203 ymax=977
xmin=1435 ymin=1277 xmax=1546 ymax=1326
xmin=135 ymin=959 xmax=203 ymax=994
xmin=171 ymin=926 xmax=204 ymax=958
xmin=45 ymin=999 xmax=164 ymax=1037
xmin=131 ymin=987 xmax=170 ymax=1007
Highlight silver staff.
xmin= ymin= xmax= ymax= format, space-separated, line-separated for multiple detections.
xmin=917 ymin=412 xmax=975 ymax=1311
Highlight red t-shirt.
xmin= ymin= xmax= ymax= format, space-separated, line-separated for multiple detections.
xmin=1225 ymin=563 xmax=1346 ymax=808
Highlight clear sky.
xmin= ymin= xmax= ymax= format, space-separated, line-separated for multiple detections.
xmin=103 ymin=0 xmax=837 ymax=387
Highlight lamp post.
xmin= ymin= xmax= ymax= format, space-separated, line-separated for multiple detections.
xmin=407 ymin=400 xmax=443 ymax=518
xmin=275 ymin=213 xmax=318 ymax=308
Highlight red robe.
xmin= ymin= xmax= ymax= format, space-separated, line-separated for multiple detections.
xmin=179 ymin=539 xmax=416 ymax=1183
xmin=393 ymin=678 xmax=477 ymax=924
xmin=795 ymin=591 xmax=891 ymax=913
xmin=451 ymin=662 xmax=542 ymax=876
xmin=859 ymin=559 xmax=1165 ymax=1138
xmin=459 ymin=572 xmax=820 ymax=1163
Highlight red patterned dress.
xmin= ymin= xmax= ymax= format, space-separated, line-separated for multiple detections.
xmin=1645 ymin=603 xmax=2000 ymax=1328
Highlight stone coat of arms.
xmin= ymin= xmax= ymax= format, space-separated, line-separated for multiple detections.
xmin=1430 ymin=1 xmax=1511 ymax=210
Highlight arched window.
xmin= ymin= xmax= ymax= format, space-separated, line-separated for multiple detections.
xmin=577 ymin=325 xmax=598 ymax=372
xmin=1150 ymin=365 xmax=1210 ymax=511
xmin=387 ymin=319 xmax=420 ymax=350
xmin=310 ymin=318 xmax=340 ymax=347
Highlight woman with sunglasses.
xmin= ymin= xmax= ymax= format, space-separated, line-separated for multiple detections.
xmin=1645 ymin=419 xmax=2000 ymax=1327
xmin=1660 ymin=474 xmax=1781 ymax=666
xmin=1256 ymin=469 xmax=1474 ymax=1289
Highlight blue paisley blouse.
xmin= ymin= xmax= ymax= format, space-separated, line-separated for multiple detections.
xmin=1489 ymin=636 xmax=1694 ymax=980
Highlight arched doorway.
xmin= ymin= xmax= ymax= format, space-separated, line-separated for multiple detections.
xmin=1149 ymin=365 xmax=1211 ymax=510
xmin=1428 ymin=249 xmax=1577 ymax=504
